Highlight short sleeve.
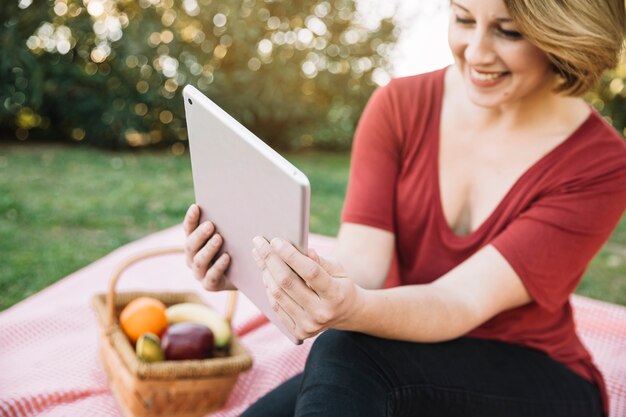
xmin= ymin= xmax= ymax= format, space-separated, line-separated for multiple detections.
xmin=341 ymin=82 xmax=404 ymax=232
xmin=492 ymin=165 xmax=626 ymax=313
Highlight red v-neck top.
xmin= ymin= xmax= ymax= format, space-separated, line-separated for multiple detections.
xmin=342 ymin=67 xmax=626 ymax=415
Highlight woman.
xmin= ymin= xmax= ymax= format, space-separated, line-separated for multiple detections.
xmin=183 ymin=0 xmax=626 ymax=415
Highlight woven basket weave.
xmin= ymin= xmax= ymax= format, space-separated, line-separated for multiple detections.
xmin=91 ymin=247 xmax=253 ymax=417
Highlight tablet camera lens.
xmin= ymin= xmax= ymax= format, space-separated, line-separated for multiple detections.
xmin=188 ymin=98 xmax=193 ymax=105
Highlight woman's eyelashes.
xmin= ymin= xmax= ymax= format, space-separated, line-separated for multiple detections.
xmin=455 ymin=16 xmax=474 ymax=25
xmin=497 ymin=27 xmax=523 ymax=39
xmin=454 ymin=16 xmax=523 ymax=40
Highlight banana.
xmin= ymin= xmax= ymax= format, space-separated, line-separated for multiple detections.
xmin=165 ymin=303 xmax=231 ymax=348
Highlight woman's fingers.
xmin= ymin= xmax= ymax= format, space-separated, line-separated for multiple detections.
xmin=307 ymin=248 xmax=321 ymax=263
xmin=261 ymin=271 xmax=299 ymax=335
xmin=185 ymin=221 xmax=215 ymax=267
xmin=183 ymin=204 xmax=215 ymax=267
xmin=252 ymin=244 xmax=299 ymax=330
xmin=183 ymin=204 xmax=200 ymax=236
xmin=182 ymin=204 xmax=236 ymax=291
xmin=253 ymin=237 xmax=314 ymax=307
xmin=252 ymin=236 xmax=345 ymax=340
xmin=270 ymin=238 xmax=334 ymax=298
xmin=257 ymin=257 xmax=322 ymax=340
xmin=191 ymin=232 xmax=221 ymax=277
xmin=201 ymin=253 xmax=231 ymax=291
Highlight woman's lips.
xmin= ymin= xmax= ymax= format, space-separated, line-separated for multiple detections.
xmin=468 ymin=67 xmax=510 ymax=87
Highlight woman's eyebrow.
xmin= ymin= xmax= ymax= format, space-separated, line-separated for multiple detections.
xmin=450 ymin=1 xmax=513 ymax=22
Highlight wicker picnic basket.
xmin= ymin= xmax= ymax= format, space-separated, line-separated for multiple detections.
xmin=92 ymin=247 xmax=253 ymax=417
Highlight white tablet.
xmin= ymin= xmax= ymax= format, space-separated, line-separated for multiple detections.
xmin=183 ymin=85 xmax=310 ymax=344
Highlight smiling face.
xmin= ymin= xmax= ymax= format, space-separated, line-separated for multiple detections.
xmin=448 ymin=0 xmax=555 ymax=109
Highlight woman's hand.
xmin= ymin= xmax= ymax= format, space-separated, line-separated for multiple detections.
xmin=183 ymin=204 xmax=235 ymax=291
xmin=251 ymin=236 xmax=363 ymax=341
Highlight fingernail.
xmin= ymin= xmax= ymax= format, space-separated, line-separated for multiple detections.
xmin=271 ymin=238 xmax=284 ymax=250
xmin=209 ymin=234 xmax=219 ymax=246
xmin=253 ymin=236 xmax=266 ymax=248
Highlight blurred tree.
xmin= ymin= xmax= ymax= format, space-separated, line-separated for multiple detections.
xmin=0 ymin=0 xmax=397 ymax=150
xmin=587 ymin=59 xmax=626 ymax=138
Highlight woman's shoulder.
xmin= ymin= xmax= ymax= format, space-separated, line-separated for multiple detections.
xmin=574 ymin=110 xmax=626 ymax=161
xmin=554 ymin=110 xmax=626 ymax=191
xmin=369 ymin=67 xmax=448 ymax=125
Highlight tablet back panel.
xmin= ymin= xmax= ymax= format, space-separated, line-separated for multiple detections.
xmin=183 ymin=85 xmax=309 ymax=344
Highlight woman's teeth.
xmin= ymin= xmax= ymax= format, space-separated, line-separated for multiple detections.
xmin=471 ymin=69 xmax=508 ymax=80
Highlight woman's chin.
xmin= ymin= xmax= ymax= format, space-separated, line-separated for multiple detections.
xmin=464 ymin=89 xmax=510 ymax=109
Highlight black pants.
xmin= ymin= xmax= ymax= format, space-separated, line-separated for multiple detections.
xmin=241 ymin=329 xmax=603 ymax=417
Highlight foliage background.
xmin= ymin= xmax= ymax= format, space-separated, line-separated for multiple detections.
xmin=0 ymin=0 xmax=396 ymax=151
xmin=2 ymin=0 xmax=626 ymax=149
xmin=588 ymin=62 xmax=626 ymax=138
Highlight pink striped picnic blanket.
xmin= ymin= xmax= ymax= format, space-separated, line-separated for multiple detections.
xmin=1 ymin=225 xmax=625 ymax=416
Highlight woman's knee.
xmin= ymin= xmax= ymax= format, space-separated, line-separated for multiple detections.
xmin=296 ymin=330 xmax=389 ymax=416
xmin=302 ymin=329 xmax=389 ymax=387
xmin=306 ymin=329 xmax=371 ymax=365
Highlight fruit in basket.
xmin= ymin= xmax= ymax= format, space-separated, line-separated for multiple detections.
xmin=165 ymin=303 xmax=231 ymax=348
xmin=120 ymin=296 xmax=168 ymax=343
xmin=161 ymin=322 xmax=215 ymax=360
xmin=136 ymin=333 xmax=165 ymax=362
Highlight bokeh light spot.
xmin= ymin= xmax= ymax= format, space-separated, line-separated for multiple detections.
xmin=305 ymin=16 xmax=327 ymax=36
xmin=314 ymin=2 xmax=330 ymax=18
xmin=126 ymin=55 xmax=138 ymax=68
xmin=214 ymin=44 xmax=228 ymax=59
xmin=267 ymin=16 xmax=281 ymax=30
xmin=90 ymin=45 xmax=110 ymax=63
xmin=164 ymin=78 xmax=178 ymax=92
xmin=213 ymin=13 xmax=227 ymax=27
xmin=159 ymin=110 xmax=174 ymax=124
xmin=257 ymin=8 xmax=270 ymax=22
xmin=258 ymin=39 xmax=273 ymax=56
xmin=248 ymin=57 xmax=262 ymax=71
xmin=135 ymin=103 xmax=148 ymax=116
xmin=220 ymin=34 xmax=233 ymax=47
xmin=171 ymin=142 xmax=185 ymax=155
xmin=85 ymin=62 xmax=98 ymax=75
xmin=301 ymin=61 xmax=317 ymax=78
xmin=162 ymin=9 xmax=177 ymax=26
xmin=87 ymin=0 xmax=104 ymax=17
xmin=71 ymin=128 xmax=86 ymax=141
xmin=161 ymin=30 xmax=174 ymax=44
xmin=54 ymin=2 xmax=68 ymax=16
xmin=136 ymin=80 xmax=150 ymax=94
xmin=148 ymin=32 xmax=161 ymax=47
xmin=297 ymin=28 xmax=313 ymax=45
xmin=609 ymin=78 xmax=624 ymax=96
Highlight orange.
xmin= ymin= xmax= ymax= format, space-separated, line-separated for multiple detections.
xmin=119 ymin=296 xmax=168 ymax=344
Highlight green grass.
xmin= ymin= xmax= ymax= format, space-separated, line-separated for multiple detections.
xmin=1 ymin=144 xmax=626 ymax=311
xmin=0 ymin=145 xmax=350 ymax=310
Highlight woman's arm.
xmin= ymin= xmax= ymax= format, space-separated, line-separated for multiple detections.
xmin=336 ymin=223 xmax=394 ymax=290
xmin=252 ymin=237 xmax=531 ymax=342
xmin=350 ymin=244 xmax=531 ymax=342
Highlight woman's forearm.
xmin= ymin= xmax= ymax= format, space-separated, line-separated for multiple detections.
xmin=343 ymin=283 xmax=483 ymax=343
xmin=339 ymin=245 xmax=532 ymax=343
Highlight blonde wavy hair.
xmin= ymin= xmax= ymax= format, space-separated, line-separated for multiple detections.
xmin=504 ymin=0 xmax=626 ymax=96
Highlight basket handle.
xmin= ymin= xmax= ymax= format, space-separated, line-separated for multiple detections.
xmin=106 ymin=247 xmax=238 ymax=328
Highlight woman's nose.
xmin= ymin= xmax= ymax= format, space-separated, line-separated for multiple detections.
xmin=464 ymin=29 xmax=496 ymax=66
